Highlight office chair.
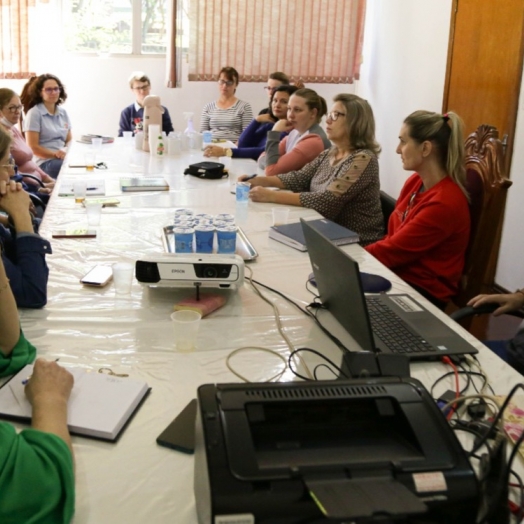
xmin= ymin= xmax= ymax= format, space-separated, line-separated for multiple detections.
xmin=379 ymin=190 xmax=396 ymax=226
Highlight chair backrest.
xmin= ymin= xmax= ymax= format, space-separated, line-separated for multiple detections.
xmin=379 ymin=190 xmax=397 ymax=227
xmin=454 ymin=124 xmax=512 ymax=306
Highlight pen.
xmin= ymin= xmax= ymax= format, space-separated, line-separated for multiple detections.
xmin=22 ymin=358 xmax=60 ymax=385
xmin=86 ymin=187 xmax=98 ymax=190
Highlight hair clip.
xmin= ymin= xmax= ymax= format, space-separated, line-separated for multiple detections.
xmin=442 ymin=113 xmax=450 ymax=122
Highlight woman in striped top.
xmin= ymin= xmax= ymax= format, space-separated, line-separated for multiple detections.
xmin=200 ymin=66 xmax=253 ymax=143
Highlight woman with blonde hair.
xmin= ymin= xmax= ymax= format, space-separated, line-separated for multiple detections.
xmin=259 ymin=88 xmax=331 ymax=176
xmin=366 ymin=110 xmax=470 ymax=308
xmin=244 ymin=94 xmax=384 ymax=245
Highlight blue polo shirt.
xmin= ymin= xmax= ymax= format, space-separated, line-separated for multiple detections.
xmin=23 ymin=103 xmax=71 ymax=166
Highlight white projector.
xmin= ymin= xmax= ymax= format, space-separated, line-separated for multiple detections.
xmin=135 ymin=254 xmax=245 ymax=290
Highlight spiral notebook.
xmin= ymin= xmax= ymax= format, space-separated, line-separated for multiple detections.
xmin=0 ymin=365 xmax=150 ymax=442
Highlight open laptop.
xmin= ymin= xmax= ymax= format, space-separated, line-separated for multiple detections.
xmin=301 ymin=219 xmax=478 ymax=361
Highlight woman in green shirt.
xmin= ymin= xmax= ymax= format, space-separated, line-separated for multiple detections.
xmin=0 ymin=252 xmax=75 ymax=523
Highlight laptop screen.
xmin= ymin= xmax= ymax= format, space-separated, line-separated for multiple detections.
xmin=301 ymin=219 xmax=375 ymax=353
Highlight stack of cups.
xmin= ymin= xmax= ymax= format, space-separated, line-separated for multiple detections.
xmin=172 ymin=211 xmax=237 ymax=255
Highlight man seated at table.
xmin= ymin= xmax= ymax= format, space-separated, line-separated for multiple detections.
xmin=468 ymin=288 xmax=524 ymax=374
xmin=118 ymin=72 xmax=174 ymax=137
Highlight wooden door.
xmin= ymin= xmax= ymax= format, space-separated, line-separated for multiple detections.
xmin=443 ymin=0 xmax=524 ymax=169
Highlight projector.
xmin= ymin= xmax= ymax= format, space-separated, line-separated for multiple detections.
xmin=135 ymin=254 xmax=244 ymax=290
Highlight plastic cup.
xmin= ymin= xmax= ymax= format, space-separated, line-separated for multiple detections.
xmin=85 ymin=153 xmax=96 ymax=171
xmin=174 ymin=208 xmax=194 ymax=217
xmin=216 ymin=225 xmax=237 ymax=254
xmin=91 ymin=137 xmax=103 ymax=151
xmin=236 ymin=182 xmax=250 ymax=203
xmin=202 ymin=130 xmax=213 ymax=148
xmin=123 ymin=131 xmax=133 ymax=144
xmin=174 ymin=227 xmax=194 ymax=253
xmin=85 ymin=202 xmax=102 ymax=226
xmin=112 ymin=263 xmax=134 ymax=295
xmin=195 ymin=225 xmax=215 ymax=253
xmin=170 ymin=310 xmax=201 ymax=352
xmin=73 ymin=180 xmax=87 ymax=203
xmin=191 ymin=132 xmax=203 ymax=150
xmin=272 ymin=207 xmax=290 ymax=226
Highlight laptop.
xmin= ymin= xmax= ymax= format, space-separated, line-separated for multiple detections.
xmin=301 ymin=219 xmax=478 ymax=360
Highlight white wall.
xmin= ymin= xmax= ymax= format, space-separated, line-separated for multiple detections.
xmin=357 ymin=0 xmax=453 ymax=198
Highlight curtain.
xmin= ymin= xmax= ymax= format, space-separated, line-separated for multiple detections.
xmin=166 ymin=0 xmax=186 ymax=87
xmin=0 ymin=0 xmax=35 ymax=79
xmin=188 ymin=0 xmax=366 ymax=84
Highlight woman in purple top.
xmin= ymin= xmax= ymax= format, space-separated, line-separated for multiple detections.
xmin=203 ymin=85 xmax=298 ymax=161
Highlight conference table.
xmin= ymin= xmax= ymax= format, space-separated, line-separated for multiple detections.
xmin=14 ymin=139 xmax=524 ymax=523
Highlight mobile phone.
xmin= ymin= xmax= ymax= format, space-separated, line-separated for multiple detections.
xmin=156 ymin=399 xmax=197 ymax=454
xmin=81 ymin=265 xmax=113 ymax=287
xmin=52 ymin=229 xmax=97 ymax=239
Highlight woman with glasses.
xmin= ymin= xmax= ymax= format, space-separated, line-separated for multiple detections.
xmin=244 ymin=94 xmax=384 ymax=246
xmin=23 ymin=74 xmax=72 ymax=179
xmin=200 ymin=66 xmax=253 ymax=142
xmin=365 ymin=110 xmax=470 ymax=308
xmin=0 ymin=88 xmax=55 ymax=195
xmin=118 ymin=71 xmax=174 ymax=136
xmin=0 ymin=125 xmax=50 ymax=308
xmin=204 ymin=85 xmax=298 ymax=161
xmin=258 ymin=88 xmax=331 ymax=176
xmin=0 ymin=255 xmax=75 ymax=523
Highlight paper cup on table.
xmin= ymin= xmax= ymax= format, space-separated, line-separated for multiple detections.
xmin=216 ymin=225 xmax=237 ymax=254
xmin=171 ymin=310 xmax=201 ymax=351
xmin=112 ymin=263 xmax=134 ymax=295
xmin=73 ymin=180 xmax=87 ymax=203
xmin=272 ymin=207 xmax=289 ymax=226
xmin=85 ymin=202 xmax=102 ymax=226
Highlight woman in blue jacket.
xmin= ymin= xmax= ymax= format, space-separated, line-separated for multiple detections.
xmin=0 ymin=126 xmax=51 ymax=308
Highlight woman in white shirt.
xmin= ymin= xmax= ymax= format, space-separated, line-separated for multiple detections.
xmin=200 ymin=66 xmax=253 ymax=143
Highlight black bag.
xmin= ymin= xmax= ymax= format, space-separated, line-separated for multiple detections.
xmin=183 ymin=162 xmax=228 ymax=179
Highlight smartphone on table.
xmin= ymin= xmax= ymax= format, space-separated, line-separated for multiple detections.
xmin=80 ymin=265 xmax=113 ymax=287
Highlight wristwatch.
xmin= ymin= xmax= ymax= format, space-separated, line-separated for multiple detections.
xmin=225 ymin=148 xmax=233 ymax=157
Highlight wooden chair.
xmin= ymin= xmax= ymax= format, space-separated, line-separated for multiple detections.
xmin=452 ymin=124 xmax=512 ymax=309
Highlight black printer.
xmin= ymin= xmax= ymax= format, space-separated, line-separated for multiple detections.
xmin=194 ymin=377 xmax=479 ymax=524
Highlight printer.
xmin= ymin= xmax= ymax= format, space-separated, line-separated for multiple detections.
xmin=194 ymin=378 xmax=479 ymax=524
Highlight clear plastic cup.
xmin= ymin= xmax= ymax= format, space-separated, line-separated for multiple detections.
xmin=272 ymin=207 xmax=290 ymax=226
xmin=112 ymin=263 xmax=134 ymax=295
xmin=91 ymin=137 xmax=103 ymax=151
xmin=236 ymin=182 xmax=250 ymax=203
xmin=73 ymin=180 xmax=87 ymax=203
xmin=85 ymin=202 xmax=102 ymax=226
xmin=85 ymin=153 xmax=96 ymax=171
xmin=170 ymin=310 xmax=201 ymax=351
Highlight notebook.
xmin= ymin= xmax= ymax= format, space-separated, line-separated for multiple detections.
xmin=120 ymin=177 xmax=169 ymax=192
xmin=301 ymin=219 xmax=478 ymax=361
xmin=59 ymin=179 xmax=106 ymax=196
xmin=0 ymin=365 xmax=151 ymax=442
xmin=269 ymin=218 xmax=359 ymax=252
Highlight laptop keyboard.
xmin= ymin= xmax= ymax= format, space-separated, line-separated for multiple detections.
xmin=366 ymin=297 xmax=434 ymax=353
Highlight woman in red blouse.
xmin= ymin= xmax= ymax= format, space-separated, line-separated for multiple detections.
xmin=366 ymin=110 xmax=470 ymax=308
